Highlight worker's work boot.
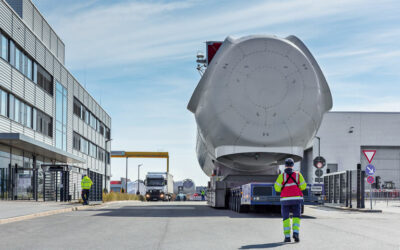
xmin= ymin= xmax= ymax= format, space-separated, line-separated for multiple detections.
xmin=284 ymin=237 xmax=291 ymax=243
xmin=293 ymin=233 xmax=300 ymax=242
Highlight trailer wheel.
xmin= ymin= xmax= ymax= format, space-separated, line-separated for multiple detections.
xmin=301 ymin=204 xmax=304 ymax=214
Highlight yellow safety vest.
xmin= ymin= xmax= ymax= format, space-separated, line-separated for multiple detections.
xmin=81 ymin=176 xmax=93 ymax=190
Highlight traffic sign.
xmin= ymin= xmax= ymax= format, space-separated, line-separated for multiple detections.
xmin=365 ymin=164 xmax=375 ymax=176
xmin=315 ymin=169 xmax=323 ymax=177
xmin=363 ymin=150 xmax=376 ymax=164
xmin=313 ymin=156 xmax=326 ymax=169
xmin=367 ymin=176 xmax=375 ymax=184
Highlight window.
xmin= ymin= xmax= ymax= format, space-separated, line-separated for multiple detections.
xmin=73 ymin=98 xmax=81 ymax=117
xmin=36 ymin=64 xmax=53 ymax=95
xmin=9 ymin=94 xmax=14 ymax=120
xmin=14 ymin=98 xmax=20 ymax=122
xmin=106 ymin=152 xmax=110 ymax=164
xmin=99 ymin=122 xmax=105 ymax=136
xmin=26 ymin=56 xmax=32 ymax=80
xmin=15 ymin=47 xmax=22 ymax=72
xmin=73 ymin=132 xmax=80 ymax=150
xmin=9 ymin=40 xmax=15 ymax=66
xmin=55 ymin=82 xmax=67 ymax=150
xmin=32 ymin=108 xmax=36 ymax=130
xmin=84 ymin=108 xmax=89 ymax=124
xmin=0 ymin=90 xmax=7 ymax=117
xmin=89 ymin=113 xmax=97 ymax=129
xmin=106 ymin=127 xmax=111 ymax=140
xmin=36 ymin=109 xmax=53 ymax=137
xmin=26 ymin=105 xmax=31 ymax=128
xmin=98 ymin=148 xmax=105 ymax=162
xmin=0 ymin=33 xmax=8 ymax=60
xmin=81 ymin=137 xmax=88 ymax=155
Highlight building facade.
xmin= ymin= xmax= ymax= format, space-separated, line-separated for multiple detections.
xmin=302 ymin=112 xmax=400 ymax=190
xmin=0 ymin=0 xmax=111 ymax=200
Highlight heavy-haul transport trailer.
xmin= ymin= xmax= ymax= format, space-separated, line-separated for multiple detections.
xmin=228 ymin=182 xmax=324 ymax=213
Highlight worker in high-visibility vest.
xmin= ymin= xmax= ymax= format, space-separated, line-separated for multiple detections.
xmin=201 ymin=190 xmax=205 ymax=201
xmin=81 ymin=174 xmax=93 ymax=205
xmin=274 ymin=158 xmax=307 ymax=243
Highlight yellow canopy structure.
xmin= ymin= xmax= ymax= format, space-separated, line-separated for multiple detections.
xmin=111 ymin=151 xmax=170 ymax=172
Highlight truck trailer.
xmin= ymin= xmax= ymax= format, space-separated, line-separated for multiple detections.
xmin=188 ymin=35 xmax=332 ymax=211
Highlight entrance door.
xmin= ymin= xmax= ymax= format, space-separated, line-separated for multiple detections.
xmin=15 ymin=168 xmax=34 ymax=200
xmin=0 ymin=167 xmax=7 ymax=199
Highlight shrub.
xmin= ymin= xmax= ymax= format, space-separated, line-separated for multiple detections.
xmin=102 ymin=192 xmax=145 ymax=202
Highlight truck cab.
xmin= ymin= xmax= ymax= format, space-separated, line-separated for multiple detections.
xmin=145 ymin=172 xmax=173 ymax=201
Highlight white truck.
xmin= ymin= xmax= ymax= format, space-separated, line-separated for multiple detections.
xmin=144 ymin=172 xmax=173 ymax=201
xmin=188 ymin=35 xmax=332 ymax=211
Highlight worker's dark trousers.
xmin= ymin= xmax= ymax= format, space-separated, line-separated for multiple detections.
xmin=82 ymin=189 xmax=90 ymax=205
xmin=281 ymin=202 xmax=301 ymax=237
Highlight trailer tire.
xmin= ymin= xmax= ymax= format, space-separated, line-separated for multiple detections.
xmin=301 ymin=204 xmax=304 ymax=214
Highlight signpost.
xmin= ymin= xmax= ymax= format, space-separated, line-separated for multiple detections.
xmin=363 ymin=150 xmax=376 ymax=210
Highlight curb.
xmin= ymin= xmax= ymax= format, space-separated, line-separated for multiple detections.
xmin=322 ymin=204 xmax=382 ymax=213
xmin=0 ymin=203 xmax=103 ymax=225
xmin=0 ymin=200 xmax=144 ymax=225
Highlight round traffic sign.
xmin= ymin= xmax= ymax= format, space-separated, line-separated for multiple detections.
xmin=365 ymin=164 xmax=375 ymax=176
xmin=313 ymin=156 xmax=326 ymax=169
xmin=315 ymin=169 xmax=323 ymax=177
xmin=367 ymin=176 xmax=375 ymax=184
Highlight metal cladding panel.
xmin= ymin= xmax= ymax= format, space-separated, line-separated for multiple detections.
xmin=35 ymin=41 xmax=45 ymax=66
xmin=11 ymin=121 xmax=23 ymax=133
xmin=78 ymin=118 xmax=83 ymax=135
xmin=35 ymin=87 xmax=45 ymax=111
xmin=11 ymin=68 xmax=24 ymax=97
xmin=42 ymin=21 xmax=50 ymax=49
xmin=53 ymin=59 xmax=60 ymax=82
xmin=33 ymin=8 xmax=42 ymax=39
xmin=22 ymin=1 xmax=34 ymax=30
xmin=0 ymin=61 xmax=12 ymax=90
xmin=78 ymin=85 xmax=83 ymax=101
xmin=0 ymin=1 xmax=12 ymax=34
xmin=61 ymin=67 xmax=68 ymax=87
xmin=50 ymin=30 xmax=57 ymax=55
xmin=0 ymin=116 xmax=11 ymax=132
xmin=24 ymin=79 xmax=35 ymax=105
xmin=44 ymin=92 xmax=53 ymax=116
xmin=73 ymin=80 xmax=79 ymax=97
xmin=67 ymin=126 xmax=73 ymax=153
xmin=12 ymin=15 xmax=25 ymax=47
xmin=24 ymin=127 xmax=34 ymax=138
xmin=44 ymin=135 xmax=52 ymax=146
xmin=25 ymin=29 xmax=35 ymax=57
xmin=73 ymin=115 xmax=78 ymax=130
xmin=57 ymin=40 xmax=64 ymax=64
xmin=82 ymin=123 xmax=87 ymax=138
xmin=45 ymin=50 xmax=54 ymax=74
xmin=83 ymin=91 xmax=88 ymax=107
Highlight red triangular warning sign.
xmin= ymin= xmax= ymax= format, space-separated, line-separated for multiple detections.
xmin=363 ymin=150 xmax=376 ymax=164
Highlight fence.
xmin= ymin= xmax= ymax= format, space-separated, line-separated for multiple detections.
xmin=324 ymin=168 xmax=365 ymax=208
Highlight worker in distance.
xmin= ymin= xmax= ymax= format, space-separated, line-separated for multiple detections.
xmin=274 ymin=158 xmax=307 ymax=243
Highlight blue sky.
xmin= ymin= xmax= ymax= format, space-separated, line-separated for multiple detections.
xmin=32 ymin=0 xmax=400 ymax=185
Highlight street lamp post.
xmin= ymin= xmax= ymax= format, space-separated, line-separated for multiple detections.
xmin=315 ymin=136 xmax=321 ymax=157
xmin=125 ymin=157 xmax=128 ymax=193
xmin=137 ymin=164 xmax=143 ymax=195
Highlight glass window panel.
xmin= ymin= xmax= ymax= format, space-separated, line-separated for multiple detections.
xmin=14 ymin=98 xmax=20 ymax=122
xmin=0 ymin=91 xmax=7 ymax=117
xmin=62 ymin=132 xmax=66 ymax=150
xmin=9 ymin=41 xmax=15 ymax=66
xmin=56 ymin=130 xmax=62 ymax=149
xmin=27 ymin=58 xmax=32 ymax=80
xmin=33 ymin=62 xmax=37 ymax=84
xmin=56 ymin=91 xmax=63 ymax=123
xmin=32 ymin=108 xmax=36 ymax=130
xmin=20 ymin=102 xmax=25 ymax=125
xmin=15 ymin=48 xmax=21 ymax=72
xmin=1 ymin=35 xmax=8 ymax=60
xmin=63 ymin=97 xmax=67 ymax=124
xmin=26 ymin=105 xmax=31 ymax=128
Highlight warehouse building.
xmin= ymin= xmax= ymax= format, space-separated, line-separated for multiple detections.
xmin=0 ymin=0 xmax=111 ymax=201
xmin=302 ymin=111 xmax=400 ymax=190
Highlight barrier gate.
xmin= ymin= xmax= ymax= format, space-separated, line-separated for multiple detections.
xmin=323 ymin=167 xmax=365 ymax=208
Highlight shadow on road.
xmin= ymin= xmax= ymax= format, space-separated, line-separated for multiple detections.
xmin=240 ymin=242 xmax=287 ymax=249
xmin=90 ymin=204 xmax=316 ymax=219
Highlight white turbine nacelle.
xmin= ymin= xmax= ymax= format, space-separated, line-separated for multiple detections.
xmin=188 ymin=35 xmax=332 ymax=177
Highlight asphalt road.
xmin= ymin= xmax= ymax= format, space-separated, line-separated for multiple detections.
xmin=0 ymin=201 xmax=399 ymax=250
